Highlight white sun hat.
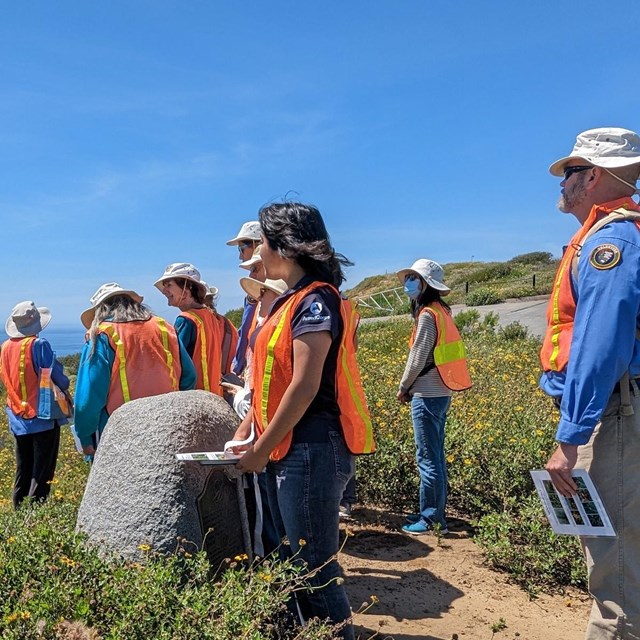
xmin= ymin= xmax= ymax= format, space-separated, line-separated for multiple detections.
xmin=240 ymin=277 xmax=288 ymax=301
xmin=397 ymin=259 xmax=451 ymax=295
xmin=5 ymin=301 xmax=52 ymax=338
xmin=81 ymin=283 xmax=144 ymax=329
xmin=239 ymin=244 xmax=262 ymax=270
xmin=226 ymin=221 xmax=262 ymax=246
xmin=153 ymin=263 xmax=207 ymax=294
xmin=549 ymin=127 xmax=640 ymax=177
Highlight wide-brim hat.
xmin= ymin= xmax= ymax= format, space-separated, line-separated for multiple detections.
xmin=240 ymin=277 xmax=288 ymax=301
xmin=81 ymin=283 xmax=143 ymax=329
xmin=226 ymin=221 xmax=262 ymax=246
xmin=239 ymin=245 xmax=263 ymax=270
xmin=5 ymin=301 xmax=52 ymax=338
xmin=153 ymin=262 xmax=207 ymax=295
xmin=397 ymin=259 xmax=451 ymax=295
xmin=549 ymin=127 xmax=640 ymax=177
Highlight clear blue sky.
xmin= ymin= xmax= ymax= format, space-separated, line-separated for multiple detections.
xmin=1 ymin=1 xmax=638 ymax=327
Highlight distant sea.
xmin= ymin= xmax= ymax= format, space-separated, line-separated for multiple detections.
xmin=1 ymin=327 xmax=84 ymax=356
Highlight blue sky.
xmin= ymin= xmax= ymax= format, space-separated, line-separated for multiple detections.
xmin=1 ymin=1 xmax=639 ymax=328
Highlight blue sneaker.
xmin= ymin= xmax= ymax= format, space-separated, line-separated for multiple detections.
xmin=402 ymin=521 xmax=449 ymax=536
xmin=405 ymin=513 xmax=421 ymax=524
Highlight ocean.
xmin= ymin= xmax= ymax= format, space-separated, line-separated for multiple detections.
xmin=1 ymin=327 xmax=85 ymax=356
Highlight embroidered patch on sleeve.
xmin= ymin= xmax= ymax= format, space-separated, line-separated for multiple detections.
xmin=589 ymin=244 xmax=621 ymax=270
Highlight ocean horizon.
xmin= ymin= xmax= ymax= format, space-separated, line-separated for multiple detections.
xmin=1 ymin=327 xmax=85 ymax=356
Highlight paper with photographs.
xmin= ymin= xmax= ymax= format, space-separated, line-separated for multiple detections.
xmin=175 ymin=451 xmax=241 ymax=465
xmin=530 ymin=469 xmax=616 ymax=537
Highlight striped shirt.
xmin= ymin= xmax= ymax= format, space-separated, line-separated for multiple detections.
xmin=399 ymin=311 xmax=451 ymax=398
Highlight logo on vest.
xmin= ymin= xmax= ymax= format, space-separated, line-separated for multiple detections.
xmin=589 ymin=244 xmax=621 ymax=270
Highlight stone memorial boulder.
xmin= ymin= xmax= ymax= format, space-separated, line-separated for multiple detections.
xmin=76 ymin=390 xmax=251 ymax=564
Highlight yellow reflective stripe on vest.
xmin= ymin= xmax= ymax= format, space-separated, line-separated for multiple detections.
xmin=101 ymin=325 xmax=131 ymax=403
xmin=186 ymin=312 xmax=210 ymax=392
xmin=156 ymin=317 xmax=178 ymax=390
xmin=548 ymin=257 xmax=571 ymax=371
xmin=429 ymin=305 xmax=466 ymax=365
xmin=19 ymin=338 xmax=32 ymax=409
xmin=261 ymin=302 xmax=294 ymax=429
xmin=340 ymin=341 xmax=374 ymax=453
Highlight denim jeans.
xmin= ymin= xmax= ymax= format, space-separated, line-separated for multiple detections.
xmin=577 ymin=388 xmax=640 ymax=639
xmin=411 ymin=395 xmax=451 ymax=528
xmin=265 ymin=430 xmax=355 ymax=640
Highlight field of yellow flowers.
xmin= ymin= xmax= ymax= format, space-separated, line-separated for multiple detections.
xmin=356 ymin=316 xmax=585 ymax=591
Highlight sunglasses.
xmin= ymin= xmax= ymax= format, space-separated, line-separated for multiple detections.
xmin=238 ymin=240 xmax=255 ymax=252
xmin=563 ymin=165 xmax=592 ymax=181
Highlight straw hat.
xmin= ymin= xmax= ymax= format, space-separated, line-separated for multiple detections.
xmin=81 ymin=283 xmax=143 ymax=329
xmin=240 ymin=277 xmax=288 ymax=301
xmin=5 ymin=301 xmax=52 ymax=338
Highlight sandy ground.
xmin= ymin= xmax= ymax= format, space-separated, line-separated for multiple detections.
xmin=340 ymin=508 xmax=590 ymax=640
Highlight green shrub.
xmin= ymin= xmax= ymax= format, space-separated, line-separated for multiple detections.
xmin=224 ymin=307 xmax=244 ymax=329
xmin=465 ymin=263 xmax=523 ymax=284
xmin=465 ymin=288 xmax=504 ymax=306
xmin=508 ymin=251 xmax=555 ymax=266
xmin=0 ymin=502 xmax=337 ymax=639
xmin=498 ymin=321 xmax=529 ymax=341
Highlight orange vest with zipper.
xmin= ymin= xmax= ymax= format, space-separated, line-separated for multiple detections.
xmin=0 ymin=337 xmax=39 ymax=418
xmin=179 ymin=307 xmax=225 ymax=395
xmin=411 ymin=301 xmax=472 ymax=391
xmin=97 ymin=318 xmax=182 ymax=415
xmin=251 ymin=282 xmax=375 ymax=461
xmin=540 ymin=198 xmax=640 ymax=373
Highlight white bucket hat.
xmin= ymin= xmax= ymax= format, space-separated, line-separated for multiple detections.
xmin=81 ymin=283 xmax=144 ymax=329
xmin=397 ymin=259 xmax=451 ymax=295
xmin=5 ymin=301 xmax=52 ymax=338
xmin=240 ymin=277 xmax=288 ymax=301
xmin=201 ymin=281 xmax=219 ymax=305
xmin=153 ymin=263 xmax=207 ymax=295
xmin=226 ymin=221 xmax=262 ymax=246
xmin=549 ymin=127 xmax=640 ymax=178
xmin=239 ymin=245 xmax=262 ymax=270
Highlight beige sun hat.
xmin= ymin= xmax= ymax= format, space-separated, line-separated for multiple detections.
xmin=5 ymin=301 xmax=52 ymax=338
xmin=549 ymin=127 xmax=640 ymax=179
xmin=240 ymin=277 xmax=288 ymax=301
xmin=153 ymin=263 xmax=207 ymax=295
xmin=81 ymin=283 xmax=144 ymax=329
xmin=239 ymin=244 xmax=262 ymax=270
xmin=226 ymin=221 xmax=262 ymax=246
xmin=397 ymin=259 xmax=451 ymax=295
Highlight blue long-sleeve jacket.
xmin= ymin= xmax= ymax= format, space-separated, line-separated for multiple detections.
xmin=74 ymin=327 xmax=196 ymax=446
xmin=231 ymin=299 xmax=257 ymax=375
xmin=540 ymin=217 xmax=640 ymax=445
xmin=6 ymin=337 xmax=70 ymax=436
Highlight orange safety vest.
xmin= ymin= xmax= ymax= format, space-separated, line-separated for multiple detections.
xmin=0 ymin=337 xmax=39 ymax=418
xmin=179 ymin=307 xmax=226 ymax=395
xmin=540 ymin=197 xmax=640 ymax=373
xmin=252 ymin=282 xmax=375 ymax=461
xmin=98 ymin=318 xmax=182 ymax=415
xmin=411 ymin=301 xmax=472 ymax=391
xmin=217 ymin=314 xmax=239 ymax=377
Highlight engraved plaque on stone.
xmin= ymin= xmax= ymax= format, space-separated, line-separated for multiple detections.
xmin=197 ymin=469 xmax=252 ymax=569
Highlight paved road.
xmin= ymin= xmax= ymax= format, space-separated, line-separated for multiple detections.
xmin=363 ymin=295 xmax=550 ymax=337
xmin=451 ymin=295 xmax=549 ymax=337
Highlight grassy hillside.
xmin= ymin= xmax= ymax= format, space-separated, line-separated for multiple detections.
xmin=345 ymin=251 xmax=559 ymax=316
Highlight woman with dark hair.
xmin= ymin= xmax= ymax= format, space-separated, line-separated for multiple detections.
xmin=74 ymin=283 xmax=196 ymax=456
xmin=396 ymin=259 xmax=471 ymax=536
xmin=155 ymin=263 xmax=237 ymax=397
xmin=233 ymin=202 xmax=374 ymax=639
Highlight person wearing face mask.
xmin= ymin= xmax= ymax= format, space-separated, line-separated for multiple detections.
xmin=396 ymin=259 xmax=471 ymax=536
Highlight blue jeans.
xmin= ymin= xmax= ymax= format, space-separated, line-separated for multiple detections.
xmin=411 ymin=395 xmax=451 ymax=528
xmin=265 ymin=431 xmax=355 ymax=640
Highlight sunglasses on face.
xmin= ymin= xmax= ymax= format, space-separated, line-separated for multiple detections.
xmin=238 ymin=241 xmax=255 ymax=252
xmin=563 ymin=165 xmax=592 ymax=181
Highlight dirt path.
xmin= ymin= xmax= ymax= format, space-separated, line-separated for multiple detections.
xmin=340 ymin=508 xmax=590 ymax=640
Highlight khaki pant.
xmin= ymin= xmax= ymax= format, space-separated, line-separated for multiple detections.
xmin=577 ymin=388 xmax=640 ymax=640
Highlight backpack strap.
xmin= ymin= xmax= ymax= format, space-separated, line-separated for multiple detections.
xmin=571 ymin=208 xmax=640 ymax=280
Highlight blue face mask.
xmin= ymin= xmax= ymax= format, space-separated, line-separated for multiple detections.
xmin=404 ymin=277 xmax=422 ymax=299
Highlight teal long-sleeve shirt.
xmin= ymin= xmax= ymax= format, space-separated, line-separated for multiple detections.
xmin=74 ymin=326 xmax=196 ymax=446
